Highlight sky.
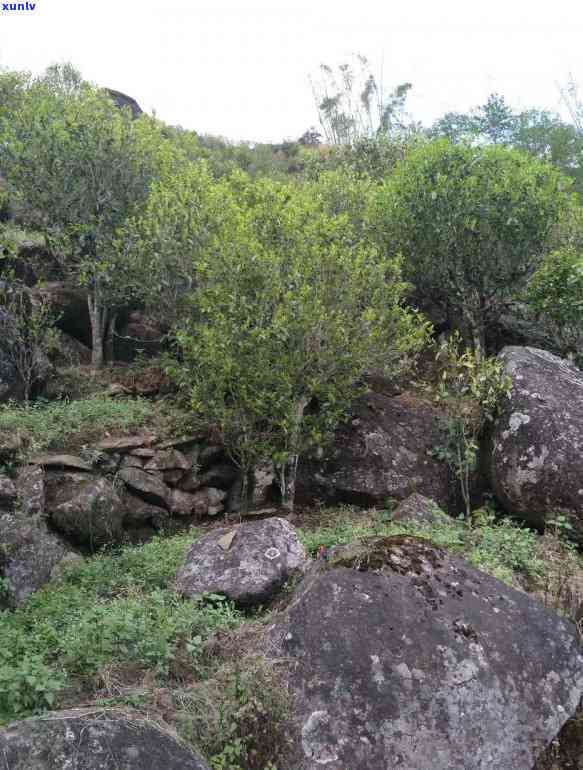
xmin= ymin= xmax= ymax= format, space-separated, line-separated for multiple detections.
xmin=1 ymin=0 xmax=583 ymax=142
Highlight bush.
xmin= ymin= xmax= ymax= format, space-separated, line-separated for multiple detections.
xmin=176 ymin=656 xmax=292 ymax=770
xmin=374 ymin=139 xmax=570 ymax=358
xmin=525 ymin=247 xmax=583 ymax=360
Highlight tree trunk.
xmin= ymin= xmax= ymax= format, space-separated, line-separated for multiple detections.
xmin=472 ymin=323 xmax=485 ymax=365
xmin=105 ymin=312 xmax=117 ymax=364
xmin=464 ymin=297 xmax=486 ymax=364
xmin=278 ymin=397 xmax=309 ymax=515
xmin=87 ymin=288 xmax=107 ymax=370
xmin=279 ymin=454 xmax=299 ymax=514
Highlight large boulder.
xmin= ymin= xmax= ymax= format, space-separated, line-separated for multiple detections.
xmin=16 ymin=465 xmax=45 ymax=516
xmin=46 ymin=474 xmax=124 ymax=546
xmin=34 ymin=282 xmax=90 ymax=347
xmin=296 ymin=392 xmax=451 ymax=510
xmin=0 ymin=709 xmax=209 ymax=769
xmin=267 ymin=536 xmax=583 ymax=770
xmin=115 ymin=310 xmax=165 ymax=361
xmin=175 ymin=517 xmax=307 ymax=607
xmin=490 ymin=347 xmax=583 ymax=537
xmin=534 ymin=700 xmax=583 ymax=769
xmin=0 ymin=513 xmax=75 ymax=607
xmin=106 ymin=89 xmax=144 ymax=118
xmin=0 ymin=473 xmax=17 ymax=509
xmin=48 ymin=329 xmax=92 ymax=367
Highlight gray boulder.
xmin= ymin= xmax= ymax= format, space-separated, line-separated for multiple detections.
xmin=47 ymin=474 xmax=124 ymax=546
xmin=16 ymin=465 xmax=45 ymax=516
xmin=118 ymin=467 xmax=170 ymax=509
xmin=296 ymin=392 xmax=452 ymax=510
xmin=0 ymin=473 xmax=17 ymax=509
xmin=0 ymin=513 xmax=74 ymax=607
xmin=391 ymin=493 xmax=451 ymax=525
xmin=175 ymin=517 xmax=307 ymax=607
xmin=144 ymin=449 xmax=191 ymax=472
xmin=490 ymin=347 xmax=583 ymax=538
xmin=0 ymin=709 xmax=209 ymax=769
xmin=121 ymin=492 xmax=168 ymax=528
xmin=267 ymin=536 xmax=583 ymax=770
xmin=169 ymin=488 xmax=201 ymax=516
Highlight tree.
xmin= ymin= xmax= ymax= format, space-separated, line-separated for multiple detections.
xmin=310 ymin=54 xmax=413 ymax=145
xmin=0 ymin=69 xmax=172 ymax=368
xmin=374 ymin=140 xmax=570 ymax=359
xmin=0 ymin=284 xmax=57 ymax=403
xmin=429 ymin=93 xmax=515 ymax=146
xmin=165 ymin=173 xmax=428 ymax=512
xmin=120 ymin=159 xmax=223 ymax=326
xmin=525 ymin=248 xmax=583 ymax=360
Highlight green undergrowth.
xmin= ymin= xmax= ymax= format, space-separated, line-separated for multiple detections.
xmin=0 ymin=396 xmax=154 ymax=458
xmin=0 ymin=531 xmax=241 ymax=722
xmin=0 ymin=503 xmax=579 ymax=770
xmin=298 ymin=507 xmax=545 ymax=586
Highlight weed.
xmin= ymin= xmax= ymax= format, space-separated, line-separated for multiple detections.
xmin=0 ymin=532 xmax=241 ymax=722
xmin=299 ymin=507 xmax=544 ymax=587
xmin=0 ymin=396 xmax=153 ymax=458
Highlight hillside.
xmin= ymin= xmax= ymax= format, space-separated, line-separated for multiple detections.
xmin=2 ymin=61 xmax=583 ymax=768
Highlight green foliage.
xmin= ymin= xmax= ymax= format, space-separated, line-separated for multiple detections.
xmin=302 ymin=134 xmax=418 ymax=183
xmin=0 ymin=396 xmax=153 ymax=457
xmin=431 ymin=334 xmax=511 ymax=518
xmin=0 ymin=68 xmax=179 ymax=367
xmin=0 ymin=533 xmax=240 ymax=721
xmin=374 ymin=139 xmax=571 ymax=357
xmin=177 ymin=656 xmax=291 ymax=770
xmin=299 ymin=508 xmax=544 ymax=587
xmin=121 ymin=159 xmax=222 ymax=325
xmin=0 ymin=286 xmax=59 ymax=403
xmin=525 ymin=247 xmax=583 ymax=359
xmin=167 ymin=172 xmax=429 ymax=510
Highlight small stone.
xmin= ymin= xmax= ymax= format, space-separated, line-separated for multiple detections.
xmin=144 ymin=450 xmax=191 ymax=472
xmin=118 ymin=467 xmax=170 ymax=509
xmin=30 ymin=454 xmax=92 ymax=472
xmin=96 ymin=435 xmax=155 ymax=453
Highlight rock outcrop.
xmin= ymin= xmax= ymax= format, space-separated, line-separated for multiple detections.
xmin=0 ymin=709 xmax=209 ymax=769
xmin=0 ymin=473 xmax=17 ymax=509
xmin=296 ymin=391 xmax=452 ymax=510
xmin=267 ymin=536 xmax=583 ymax=770
xmin=176 ymin=517 xmax=307 ymax=607
xmin=0 ymin=513 xmax=75 ymax=608
xmin=390 ymin=492 xmax=451 ymax=525
xmin=46 ymin=474 xmax=124 ymax=546
xmin=490 ymin=346 xmax=583 ymax=538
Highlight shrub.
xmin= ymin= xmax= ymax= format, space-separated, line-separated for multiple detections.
xmin=525 ymin=247 xmax=583 ymax=360
xmin=374 ymin=139 xmax=570 ymax=359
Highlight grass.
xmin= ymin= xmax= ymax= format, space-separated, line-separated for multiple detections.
xmin=0 ymin=531 xmax=241 ymax=722
xmin=298 ymin=505 xmax=545 ymax=587
xmin=0 ymin=396 xmax=154 ymax=459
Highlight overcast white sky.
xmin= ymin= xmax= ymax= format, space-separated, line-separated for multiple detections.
xmin=1 ymin=0 xmax=583 ymax=142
